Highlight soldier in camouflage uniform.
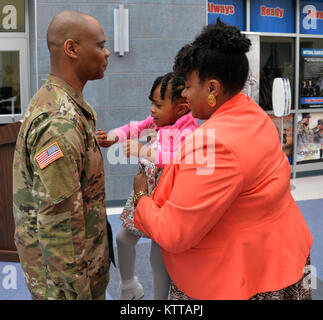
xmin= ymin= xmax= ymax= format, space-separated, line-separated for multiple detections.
xmin=297 ymin=113 xmax=314 ymax=145
xmin=12 ymin=11 xmax=114 ymax=300
xmin=313 ymin=119 xmax=323 ymax=144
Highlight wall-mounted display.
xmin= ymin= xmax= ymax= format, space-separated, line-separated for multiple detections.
xmin=296 ymin=112 xmax=323 ymax=163
xmin=300 ymin=47 xmax=323 ymax=108
xmin=207 ymin=0 xmax=245 ymax=31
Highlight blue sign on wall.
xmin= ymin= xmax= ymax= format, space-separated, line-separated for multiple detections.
xmin=300 ymin=0 xmax=323 ymax=35
xmin=207 ymin=0 xmax=245 ymax=31
xmin=250 ymin=0 xmax=295 ymax=33
xmin=302 ymin=48 xmax=323 ymax=57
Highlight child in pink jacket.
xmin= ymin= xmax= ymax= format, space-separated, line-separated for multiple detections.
xmin=96 ymin=72 xmax=198 ymax=300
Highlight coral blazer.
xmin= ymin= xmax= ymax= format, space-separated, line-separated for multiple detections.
xmin=134 ymin=92 xmax=313 ymax=300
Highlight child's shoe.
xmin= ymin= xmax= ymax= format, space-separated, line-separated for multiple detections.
xmin=120 ymin=276 xmax=144 ymax=300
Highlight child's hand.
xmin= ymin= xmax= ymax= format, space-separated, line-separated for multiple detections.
xmin=96 ymin=129 xmax=118 ymax=148
xmin=123 ymin=140 xmax=144 ymax=158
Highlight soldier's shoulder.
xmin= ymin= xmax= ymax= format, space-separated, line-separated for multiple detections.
xmin=26 ymin=113 xmax=84 ymax=153
xmin=32 ymin=83 xmax=74 ymax=110
xmin=26 ymin=83 xmax=81 ymax=124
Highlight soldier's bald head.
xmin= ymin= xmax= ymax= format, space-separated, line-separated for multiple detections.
xmin=47 ymin=11 xmax=99 ymax=53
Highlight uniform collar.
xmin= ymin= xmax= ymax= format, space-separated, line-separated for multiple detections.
xmin=45 ymin=74 xmax=97 ymax=122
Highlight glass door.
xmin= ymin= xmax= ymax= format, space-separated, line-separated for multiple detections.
xmin=0 ymin=38 xmax=28 ymax=123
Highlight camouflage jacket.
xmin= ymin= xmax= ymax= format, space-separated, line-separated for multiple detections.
xmin=297 ymin=122 xmax=314 ymax=145
xmin=13 ymin=75 xmax=113 ymax=300
xmin=313 ymin=127 xmax=323 ymax=144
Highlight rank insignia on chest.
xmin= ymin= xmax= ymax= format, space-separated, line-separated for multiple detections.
xmin=35 ymin=142 xmax=64 ymax=169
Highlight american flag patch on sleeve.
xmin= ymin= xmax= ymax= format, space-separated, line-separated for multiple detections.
xmin=35 ymin=142 xmax=64 ymax=169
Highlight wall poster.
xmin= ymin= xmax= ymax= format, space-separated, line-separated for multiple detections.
xmin=269 ymin=114 xmax=294 ymax=164
xmin=242 ymin=34 xmax=260 ymax=104
xmin=250 ymin=0 xmax=295 ymax=33
xmin=300 ymin=0 xmax=323 ymax=35
xmin=296 ymin=112 xmax=323 ymax=163
xmin=300 ymin=48 xmax=323 ymax=108
xmin=207 ymin=0 xmax=245 ymax=31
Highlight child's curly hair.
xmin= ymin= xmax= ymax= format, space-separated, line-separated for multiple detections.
xmin=174 ymin=18 xmax=252 ymax=94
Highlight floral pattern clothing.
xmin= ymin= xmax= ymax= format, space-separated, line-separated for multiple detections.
xmin=120 ymin=139 xmax=162 ymax=238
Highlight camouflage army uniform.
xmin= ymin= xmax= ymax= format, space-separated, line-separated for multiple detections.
xmin=313 ymin=127 xmax=323 ymax=144
xmin=13 ymin=75 xmax=114 ymax=300
xmin=297 ymin=121 xmax=314 ymax=145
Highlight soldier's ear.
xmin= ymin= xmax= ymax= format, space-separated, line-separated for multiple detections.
xmin=64 ymin=39 xmax=78 ymax=59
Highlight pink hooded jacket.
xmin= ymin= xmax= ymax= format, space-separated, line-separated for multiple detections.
xmin=113 ymin=112 xmax=198 ymax=167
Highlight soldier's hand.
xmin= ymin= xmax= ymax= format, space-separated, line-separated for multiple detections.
xmin=96 ymin=129 xmax=118 ymax=148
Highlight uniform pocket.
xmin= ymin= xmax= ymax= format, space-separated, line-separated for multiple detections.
xmin=38 ymin=211 xmax=74 ymax=266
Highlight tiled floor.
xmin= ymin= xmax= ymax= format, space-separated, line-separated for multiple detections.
xmin=291 ymin=176 xmax=323 ymax=201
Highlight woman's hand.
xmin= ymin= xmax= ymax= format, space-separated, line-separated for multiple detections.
xmin=96 ymin=129 xmax=118 ymax=148
xmin=134 ymin=172 xmax=149 ymax=194
xmin=123 ymin=140 xmax=144 ymax=158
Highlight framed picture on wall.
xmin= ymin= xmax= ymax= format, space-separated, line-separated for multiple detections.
xmin=296 ymin=112 xmax=323 ymax=163
xmin=269 ymin=113 xmax=294 ymax=164
xmin=300 ymin=47 xmax=323 ymax=108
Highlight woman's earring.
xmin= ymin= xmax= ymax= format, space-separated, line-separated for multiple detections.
xmin=208 ymin=94 xmax=217 ymax=107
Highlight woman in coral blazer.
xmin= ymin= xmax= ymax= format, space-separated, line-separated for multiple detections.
xmin=133 ymin=19 xmax=313 ymax=300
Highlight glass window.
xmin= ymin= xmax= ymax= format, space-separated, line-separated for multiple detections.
xmin=0 ymin=38 xmax=28 ymax=122
xmin=299 ymin=38 xmax=323 ymax=110
xmin=259 ymin=37 xmax=294 ymax=111
xmin=0 ymin=50 xmax=20 ymax=115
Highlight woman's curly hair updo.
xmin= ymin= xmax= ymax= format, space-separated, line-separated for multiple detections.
xmin=174 ymin=18 xmax=252 ymax=95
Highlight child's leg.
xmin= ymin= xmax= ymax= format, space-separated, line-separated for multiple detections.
xmin=150 ymin=240 xmax=171 ymax=300
xmin=116 ymin=226 xmax=140 ymax=281
xmin=116 ymin=226 xmax=144 ymax=300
